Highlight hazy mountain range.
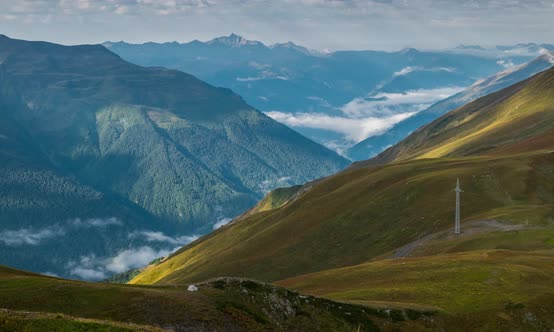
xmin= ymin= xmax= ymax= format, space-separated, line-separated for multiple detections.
xmin=104 ymin=34 xmax=548 ymax=156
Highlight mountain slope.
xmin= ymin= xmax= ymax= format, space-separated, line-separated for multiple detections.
xmin=131 ymin=150 xmax=554 ymax=285
xmin=347 ymin=52 xmax=554 ymax=160
xmin=130 ymin=67 xmax=554 ymax=286
xmin=0 ymin=34 xmax=347 ymax=232
xmin=368 ymin=66 xmax=554 ymax=164
xmin=0 ymin=66 xmax=174 ymax=277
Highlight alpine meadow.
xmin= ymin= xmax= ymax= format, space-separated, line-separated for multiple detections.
xmin=0 ymin=1 xmax=553 ymax=331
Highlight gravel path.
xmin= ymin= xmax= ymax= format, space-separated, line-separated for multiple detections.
xmin=391 ymin=219 xmax=527 ymax=259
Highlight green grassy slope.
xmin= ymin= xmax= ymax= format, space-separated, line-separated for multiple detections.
xmin=277 ymin=250 xmax=554 ymax=330
xmin=246 ymin=185 xmax=303 ymax=215
xmin=367 ymin=67 xmax=554 ymax=165
xmin=0 ymin=265 xmax=440 ymax=331
xmin=130 ymin=151 xmax=554 ymax=285
xmin=277 ymin=249 xmax=554 ymax=312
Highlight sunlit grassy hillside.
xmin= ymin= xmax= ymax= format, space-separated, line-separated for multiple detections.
xmin=131 ymin=150 xmax=553 ymax=285
xmin=277 ymin=249 xmax=554 ymax=331
xmin=278 ymin=249 xmax=554 ymax=312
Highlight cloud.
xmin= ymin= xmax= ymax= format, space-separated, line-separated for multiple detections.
xmin=0 ymin=217 xmax=123 ymax=246
xmin=69 ymin=266 xmax=108 ymax=280
xmin=249 ymin=61 xmax=271 ymax=70
xmin=69 ymin=217 xmax=123 ymax=228
xmin=129 ymin=231 xmax=199 ymax=246
xmin=393 ymin=66 xmax=418 ymax=76
xmin=323 ymin=140 xmax=352 ymax=157
xmin=0 ymin=0 xmax=553 ymax=51
xmin=266 ymin=86 xmax=463 ymax=144
xmin=340 ymin=87 xmax=463 ymax=118
xmin=58 ymin=228 xmax=198 ymax=280
xmin=496 ymin=59 xmax=515 ymax=69
xmin=267 ymin=111 xmax=416 ymax=142
xmin=213 ymin=217 xmax=232 ymax=230
xmin=258 ymin=176 xmax=294 ymax=194
xmin=267 ymin=86 xmax=462 ymax=143
xmin=306 ymin=96 xmax=334 ymax=109
xmin=67 ymin=246 xmax=176 ymax=280
xmin=393 ymin=66 xmax=456 ymax=77
xmin=104 ymin=246 xmax=167 ymax=274
xmin=114 ymin=5 xmax=129 ymax=15
xmin=237 ymin=70 xmax=290 ymax=82
xmin=0 ymin=226 xmax=65 ymax=246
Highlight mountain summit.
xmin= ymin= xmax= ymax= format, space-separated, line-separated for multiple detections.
xmin=206 ymin=33 xmax=264 ymax=47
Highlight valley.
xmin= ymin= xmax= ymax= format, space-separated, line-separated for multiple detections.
xmin=0 ymin=6 xmax=553 ymax=329
xmin=123 ymin=64 xmax=553 ymax=330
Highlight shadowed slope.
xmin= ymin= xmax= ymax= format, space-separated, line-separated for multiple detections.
xmin=0 ymin=35 xmax=348 ymax=277
xmin=0 ymin=265 xmax=423 ymax=331
xmin=0 ymin=34 xmax=348 ymax=232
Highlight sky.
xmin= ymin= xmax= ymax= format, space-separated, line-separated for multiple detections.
xmin=1 ymin=0 xmax=553 ymax=51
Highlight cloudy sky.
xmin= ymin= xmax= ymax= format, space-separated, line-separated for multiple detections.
xmin=1 ymin=0 xmax=553 ymax=51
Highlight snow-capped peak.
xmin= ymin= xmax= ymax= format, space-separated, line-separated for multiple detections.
xmin=541 ymin=51 xmax=554 ymax=65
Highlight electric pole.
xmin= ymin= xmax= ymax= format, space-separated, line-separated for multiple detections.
xmin=454 ymin=178 xmax=463 ymax=235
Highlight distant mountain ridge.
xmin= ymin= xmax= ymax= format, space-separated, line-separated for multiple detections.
xmin=104 ymin=34 xmax=534 ymax=156
xmin=105 ymin=33 xmax=320 ymax=55
xmin=449 ymin=43 xmax=554 ymax=57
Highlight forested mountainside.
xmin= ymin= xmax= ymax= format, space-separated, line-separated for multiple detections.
xmin=0 ymin=34 xmax=347 ymax=277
